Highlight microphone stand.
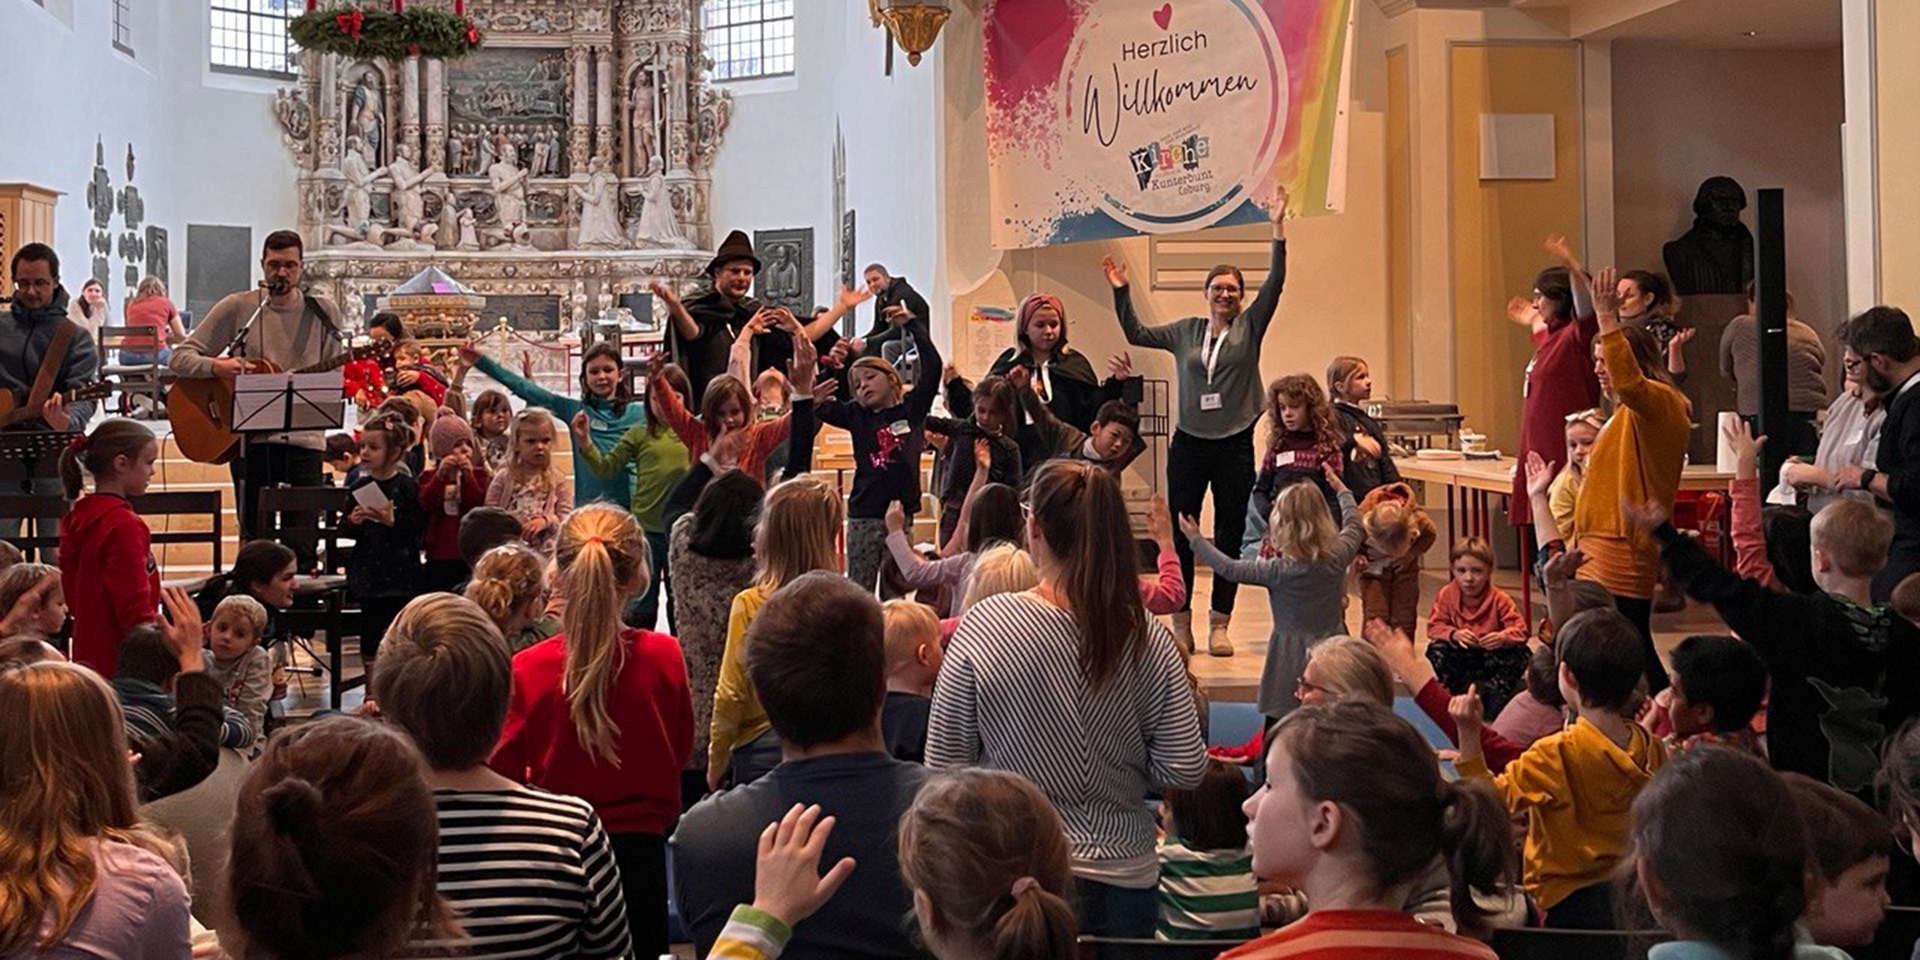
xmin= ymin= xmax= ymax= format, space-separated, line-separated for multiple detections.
xmin=222 ymin=283 xmax=279 ymax=362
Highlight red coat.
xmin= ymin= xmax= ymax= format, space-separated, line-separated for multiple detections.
xmin=490 ymin=628 xmax=694 ymax=835
xmin=1511 ymin=313 xmax=1601 ymax=524
xmin=417 ymin=464 xmax=492 ymax=561
xmin=58 ymin=493 xmax=161 ymax=676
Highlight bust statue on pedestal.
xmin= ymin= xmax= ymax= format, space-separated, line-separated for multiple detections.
xmin=1663 ymin=176 xmax=1755 ymax=297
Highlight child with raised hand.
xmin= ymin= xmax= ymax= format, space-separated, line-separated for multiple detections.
xmin=1623 ymin=747 xmax=1853 ymax=960
xmin=569 ymin=361 xmax=693 ymax=628
xmin=885 ymin=447 xmax=1023 ymax=614
xmin=489 ymin=504 xmax=694 ymax=956
xmin=1326 ymin=355 xmax=1400 ymax=499
xmin=1355 ymin=480 xmax=1435 ymax=640
xmin=1548 ymin=408 xmax=1606 ymax=538
xmin=1425 ymin=537 xmax=1529 ymax=718
xmin=1451 ymin=607 xmax=1667 ymax=929
xmin=485 ymin=408 xmax=573 ymax=553
xmin=924 ymin=376 xmax=1024 ymax=544
xmin=1183 ymin=462 xmax=1363 ymax=716
xmin=417 ymin=413 xmax=493 ymax=593
xmin=1155 ymin=759 xmax=1259 ymax=942
xmin=458 ymin=339 xmax=646 ymax=507
xmin=0 ymin=563 xmax=65 ymax=640
xmin=1634 ymin=495 xmax=1920 ymax=796
xmin=636 ymin=314 xmax=816 ymax=484
xmin=342 ymin=413 xmax=427 ymax=668
xmin=1006 ymin=364 xmax=1146 ymax=478
xmin=57 ymin=418 xmax=162 ymax=677
xmin=203 ymin=593 xmax=273 ymax=745
xmin=711 ymin=772 xmax=1080 ymax=960
xmin=1223 ymin=700 xmax=1510 ymax=958
xmin=1783 ymin=772 xmax=1894 ymax=949
xmin=816 ymin=306 xmax=942 ymax=595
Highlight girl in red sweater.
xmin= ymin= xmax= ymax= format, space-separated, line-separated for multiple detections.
xmin=1225 ymin=700 xmax=1509 ymax=959
xmin=56 ymin=418 xmax=162 ymax=676
xmin=489 ymin=503 xmax=693 ymax=957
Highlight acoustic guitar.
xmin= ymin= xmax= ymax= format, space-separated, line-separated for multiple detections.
xmin=0 ymin=380 xmax=120 ymax=429
xmin=169 ymin=340 xmax=394 ymax=465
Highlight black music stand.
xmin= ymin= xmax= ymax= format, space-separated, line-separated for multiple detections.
xmin=232 ymin=372 xmax=346 ymax=435
xmin=0 ymin=430 xmax=83 ymax=465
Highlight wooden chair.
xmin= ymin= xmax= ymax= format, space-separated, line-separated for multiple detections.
xmin=256 ymin=486 xmax=360 ymax=708
xmin=0 ymin=492 xmax=68 ymax=557
xmin=1487 ymin=926 xmax=1664 ymax=960
xmin=1076 ymin=937 xmax=1245 ymax=960
xmin=129 ymin=490 xmax=224 ymax=577
xmin=96 ymin=324 xmax=171 ymax=416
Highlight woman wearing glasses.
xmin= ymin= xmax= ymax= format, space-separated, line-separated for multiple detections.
xmin=1107 ymin=193 xmax=1289 ymax=658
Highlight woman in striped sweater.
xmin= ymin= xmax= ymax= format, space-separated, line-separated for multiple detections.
xmin=373 ymin=593 xmax=633 ymax=960
xmin=928 ymin=460 xmax=1207 ymax=938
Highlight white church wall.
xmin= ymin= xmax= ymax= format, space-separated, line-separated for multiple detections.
xmin=0 ymin=0 xmax=294 ymax=313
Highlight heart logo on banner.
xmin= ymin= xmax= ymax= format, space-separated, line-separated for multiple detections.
xmin=1153 ymin=3 xmax=1173 ymax=30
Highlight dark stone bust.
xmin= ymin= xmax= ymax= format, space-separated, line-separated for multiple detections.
xmin=1663 ymin=176 xmax=1755 ymax=296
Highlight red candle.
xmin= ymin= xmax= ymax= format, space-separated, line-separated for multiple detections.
xmin=394 ymin=0 xmax=403 ymax=10
xmin=305 ymin=0 xmax=315 ymax=9
xmin=454 ymin=0 xmax=464 ymax=12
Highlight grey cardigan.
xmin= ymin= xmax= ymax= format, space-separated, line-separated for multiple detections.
xmin=1115 ymin=240 xmax=1287 ymax=439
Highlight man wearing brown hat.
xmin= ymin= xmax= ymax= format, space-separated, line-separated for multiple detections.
xmin=661 ymin=229 xmax=760 ymax=404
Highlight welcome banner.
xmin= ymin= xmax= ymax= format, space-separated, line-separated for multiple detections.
xmin=984 ymin=0 xmax=1354 ymax=249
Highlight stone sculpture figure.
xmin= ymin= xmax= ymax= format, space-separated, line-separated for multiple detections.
xmin=488 ymin=135 xmax=530 ymax=225
xmin=340 ymin=135 xmax=387 ymax=227
xmin=633 ymin=169 xmax=687 ymax=247
xmin=349 ymin=72 xmax=385 ymax=162
xmin=384 ymin=143 xmax=441 ymax=232
xmin=572 ymin=156 xmax=626 ymax=249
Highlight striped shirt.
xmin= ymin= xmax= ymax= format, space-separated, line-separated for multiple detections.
xmin=1156 ymin=840 xmax=1260 ymax=941
xmin=1219 ymin=910 xmax=1496 ymax=959
xmin=927 ymin=591 xmax=1208 ymax=882
xmin=402 ymin=786 xmax=634 ymax=960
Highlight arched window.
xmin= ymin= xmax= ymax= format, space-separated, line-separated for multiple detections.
xmin=701 ymin=0 xmax=794 ymax=81
xmin=211 ymin=0 xmax=299 ymax=78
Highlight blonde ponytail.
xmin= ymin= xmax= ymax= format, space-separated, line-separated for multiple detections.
xmin=554 ymin=505 xmax=649 ymax=766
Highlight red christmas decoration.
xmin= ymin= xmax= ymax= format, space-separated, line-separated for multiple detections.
xmin=335 ymin=9 xmax=364 ymax=38
xmin=466 ymin=18 xmax=479 ymax=43
xmin=454 ymin=0 xmax=464 ymax=13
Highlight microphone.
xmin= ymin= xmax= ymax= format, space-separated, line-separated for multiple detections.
xmin=263 ymin=278 xmax=291 ymax=296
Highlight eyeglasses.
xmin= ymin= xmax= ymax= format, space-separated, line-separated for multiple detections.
xmin=1843 ymin=355 xmax=1867 ymax=372
xmin=1295 ymin=677 xmax=1327 ymax=698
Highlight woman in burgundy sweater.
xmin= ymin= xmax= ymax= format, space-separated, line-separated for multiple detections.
xmin=1509 ymin=237 xmax=1601 ymax=527
xmin=490 ymin=504 xmax=694 ymax=957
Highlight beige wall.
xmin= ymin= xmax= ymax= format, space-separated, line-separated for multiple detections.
xmin=1448 ymin=42 xmax=1587 ymax=454
xmin=1876 ymin=1 xmax=1920 ymax=311
xmin=1610 ymin=45 xmax=1846 ymax=340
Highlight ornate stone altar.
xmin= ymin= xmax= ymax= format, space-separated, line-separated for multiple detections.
xmin=276 ymin=0 xmax=730 ymax=331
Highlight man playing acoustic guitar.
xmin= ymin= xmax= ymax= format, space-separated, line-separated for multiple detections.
xmin=171 ymin=230 xmax=345 ymax=569
xmin=1 ymin=243 xmax=100 ymax=555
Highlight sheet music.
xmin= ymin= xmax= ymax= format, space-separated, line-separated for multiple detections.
xmin=233 ymin=372 xmax=346 ymax=433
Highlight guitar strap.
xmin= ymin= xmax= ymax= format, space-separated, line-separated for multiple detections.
xmin=23 ymin=319 xmax=79 ymax=421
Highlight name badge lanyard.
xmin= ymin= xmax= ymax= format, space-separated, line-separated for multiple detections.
xmin=1202 ymin=327 xmax=1228 ymax=386
xmin=1036 ymin=360 xmax=1053 ymax=403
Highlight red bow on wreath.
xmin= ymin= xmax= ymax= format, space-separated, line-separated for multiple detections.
xmin=466 ymin=18 xmax=479 ymax=44
xmin=336 ymin=9 xmax=364 ymax=39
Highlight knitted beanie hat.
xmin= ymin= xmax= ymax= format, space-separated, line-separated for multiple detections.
xmin=429 ymin=413 xmax=475 ymax=460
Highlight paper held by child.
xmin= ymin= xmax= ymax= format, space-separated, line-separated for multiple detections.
xmin=352 ymin=480 xmax=392 ymax=511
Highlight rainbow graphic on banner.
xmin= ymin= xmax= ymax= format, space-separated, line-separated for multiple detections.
xmin=984 ymin=0 xmax=1353 ymax=248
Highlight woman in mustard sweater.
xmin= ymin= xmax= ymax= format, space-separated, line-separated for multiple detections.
xmin=1572 ymin=268 xmax=1693 ymax=692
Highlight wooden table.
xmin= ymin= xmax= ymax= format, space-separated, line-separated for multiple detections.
xmin=1393 ymin=456 xmax=1733 ymax=621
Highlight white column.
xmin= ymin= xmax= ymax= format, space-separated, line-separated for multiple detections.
xmin=401 ymin=54 xmax=422 ymax=158
xmin=595 ymin=47 xmax=615 ymax=162
xmin=572 ymin=45 xmax=592 ymax=172
xmin=425 ymin=58 xmax=447 ymax=170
